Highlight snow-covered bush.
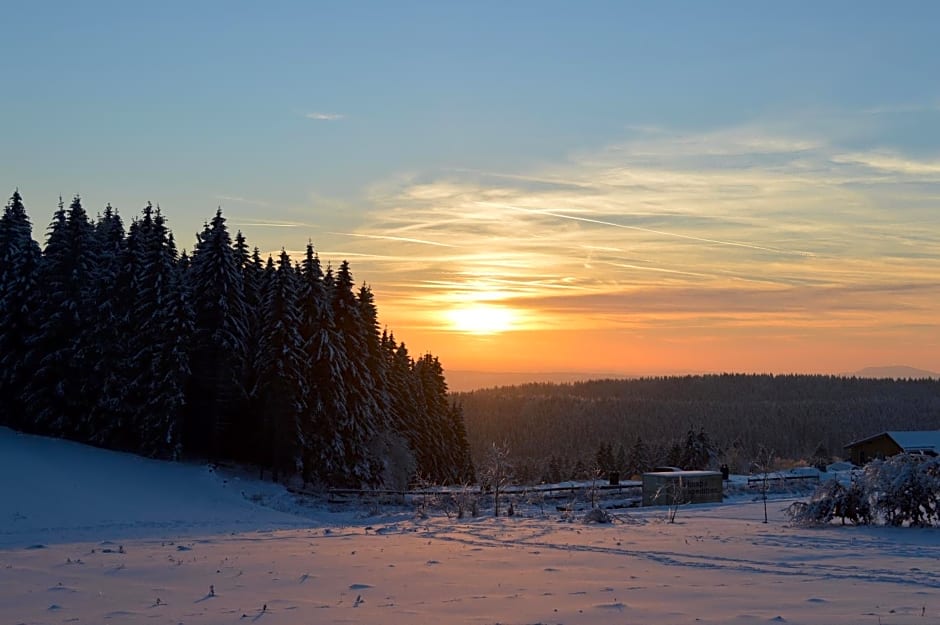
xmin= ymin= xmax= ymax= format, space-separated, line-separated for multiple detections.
xmin=786 ymin=479 xmax=845 ymax=526
xmin=787 ymin=453 xmax=939 ymax=527
xmin=865 ymin=453 xmax=940 ymax=527
xmin=835 ymin=478 xmax=872 ymax=526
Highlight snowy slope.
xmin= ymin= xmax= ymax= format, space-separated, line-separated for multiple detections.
xmin=3 ymin=427 xmax=940 ymax=625
xmin=0 ymin=427 xmax=312 ymax=547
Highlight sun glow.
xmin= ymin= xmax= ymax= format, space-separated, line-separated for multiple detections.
xmin=446 ymin=304 xmax=518 ymax=335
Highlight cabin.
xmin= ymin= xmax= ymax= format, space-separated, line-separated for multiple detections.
xmin=642 ymin=470 xmax=723 ymax=506
xmin=843 ymin=430 xmax=940 ymax=465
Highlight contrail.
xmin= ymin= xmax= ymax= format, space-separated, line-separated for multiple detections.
xmin=481 ymin=202 xmax=814 ymax=257
xmin=231 ymin=219 xmax=309 ymax=228
xmin=329 ymin=231 xmax=458 ymax=248
xmin=601 ymin=261 xmax=714 ymax=279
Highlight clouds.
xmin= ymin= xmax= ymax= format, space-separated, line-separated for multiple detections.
xmin=305 ymin=112 xmax=345 ymax=121
xmin=832 ymin=151 xmax=940 ymax=178
xmin=335 ymin=118 xmax=940 ymax=355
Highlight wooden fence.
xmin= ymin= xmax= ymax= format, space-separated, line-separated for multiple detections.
xmin=745 ymin=474 xmax=821 ymax=487
xmin=309 ymin=480 xmax=644 ymax=504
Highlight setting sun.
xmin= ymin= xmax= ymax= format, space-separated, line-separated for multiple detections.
xmin=446 ymin=304 xmax=517 ymax=335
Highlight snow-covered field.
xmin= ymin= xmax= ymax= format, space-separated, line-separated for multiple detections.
xmin=2 ymin=427 xmax=938 ymax=625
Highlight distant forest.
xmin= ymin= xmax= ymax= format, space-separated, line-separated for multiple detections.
xmin=0 ymin=191 xmax=473 ymax=487
xmin=458 ymin=375 xmax=940 ymax=483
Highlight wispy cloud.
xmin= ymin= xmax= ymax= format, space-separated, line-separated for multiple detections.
xmin=305 ymin=112 xmax=345 ymax=121
xmin=832 ymin=151 xmax=940 ymax=177
xmin=230 ymin=218 xmax=313 ymax=229
xmin=327 ymin=231 xmax=459 ymax=248
xmin=215 ymin=194 xmax=270 ymax=208
xmin=334 ymin=120 xmax=940 ymax=351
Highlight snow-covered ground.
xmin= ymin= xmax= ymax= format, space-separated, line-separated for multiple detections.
xmin=2 ymin=427 xmax=938 ymax=625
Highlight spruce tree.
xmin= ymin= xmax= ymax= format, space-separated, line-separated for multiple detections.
xmin=258 ymin=250 xmax=308 ymax=481
xmin=298 ymin=243 xmax=348 ymax=483
xmin=386 ymin=339 xmax=423 ymax=465
xmin=628 ymin=436 xmax=650 ymax=477
xmin=0 ymin=191 xmax=42 ymax=429
xmin=414 ymin=353 xmax=451 ymax=483
xmin=329 ymin=260 xmax=380 ymax=485
xmin=134 ymin=209 xmax=192 ymax=457
xmin=185 ymin=209 xmax=249 ymax=458
xmin=358 ymin=284 xmax=391 ymax=434
xmin=615 ymin=442 xmax=628 ymax=474
xmin=231 ymin=233 xmax=266 ymax=464
xmin=27 ymin=196 xmax=99 ymax=438
xmin=448 ymin=399 xmax=475 ymax=483
xmin=87 ymin=204 xmax=129 ymax=448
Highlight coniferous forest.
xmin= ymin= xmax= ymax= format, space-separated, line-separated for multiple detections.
xmin=0 ymin=191 xmax=474 ymax=487
xmin=458 ymin=375 xmax=940 ymax=483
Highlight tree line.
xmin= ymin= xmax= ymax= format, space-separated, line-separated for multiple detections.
xmin=0 ymin=191 xmax=473 ymax=487
xmin=457 ymin=375 xmax=940 ymax=482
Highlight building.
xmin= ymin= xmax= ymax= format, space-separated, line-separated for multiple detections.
xmin=642 ymin=470 xmax=723 ymax=506
xmin=843 ymin=430 xmax=940 ymax=465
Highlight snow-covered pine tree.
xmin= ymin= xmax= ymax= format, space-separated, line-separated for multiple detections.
xmin=682 ymin=427 xmax=720 ymax=470
xmin=255 ymin=254 xmax=278 ymax=474
xmin=27 ymin=196 xmax=100 ymax=438
xmin=0 ymin=191 xmax=42 ymax=430
xmin=229 ymin=233 xmax=266 ymax=464
xmin=257 ymin=250 xmax=308 ymax=482
xmin=615 ymin=442 xmax=628 ymax=475
xmin=447 ymin=399 xmax=475 ymax=484
xmin=185 ymin=209 xmax=249 ymax=459
xmin=415 ymin=353 xmax=452 ymax=483
xmin=386 ymin=339 xmax=429 ymax=481
xmin=357 ymin=284 xmax=391 ymax=436
xmin=86 ymin=204 xmax=130 ymax=448
xmin=297 ymin=243 xmax=347 ymax=483
xmin=380 ymin=331 xmax=408 ymax=436
xmin=330 ymin=260 xmax=380 ymax=485
xmin=134 ymin=209 xmax=192 ymax=458
xmin=421 ymin=352 xmax=471 ymax=484
xmin=627 ymin=436 xmax=651 ymax=477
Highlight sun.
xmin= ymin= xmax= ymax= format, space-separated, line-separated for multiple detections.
xmin=446 ymin=304 xmax=517 ymax=335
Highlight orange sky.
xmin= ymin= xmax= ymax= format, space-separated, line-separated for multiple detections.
xmin=293 ymin=127 xmax=940 ymax=380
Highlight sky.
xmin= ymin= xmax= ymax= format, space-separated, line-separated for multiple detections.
xmin=3 ymin=1 xmax=939 ymax=379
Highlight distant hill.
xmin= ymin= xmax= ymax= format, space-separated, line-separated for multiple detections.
xmin=446 ymin=366 xmax=940 ymax=391
xmin=445 ymin=370 xmax=633 ymax=392
xmin=849 ymin=366 xmax=938 ymax=379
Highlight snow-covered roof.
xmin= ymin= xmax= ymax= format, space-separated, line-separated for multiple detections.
xmin=845 ymin=430 xmax=940 ymax=452
xmin=886 ymin=430 xmax=940 ymax=453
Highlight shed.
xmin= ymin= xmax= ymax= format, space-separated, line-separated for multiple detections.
xmin=843 ymin=430 xmax=940 ymax=465
xmin=642 ymin=470 xmax=723 ymax=506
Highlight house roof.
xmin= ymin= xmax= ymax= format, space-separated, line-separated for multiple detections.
xmin=885 ymin=430 xmax=940 ymax=452
xmin=844 ymin=430 xmax=940 ymax=452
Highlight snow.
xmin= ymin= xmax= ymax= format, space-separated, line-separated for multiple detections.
xmin=3 ymin=427 xmax=940 ymax=625
xmin=886 ymin=430 xmax=940 ymax=455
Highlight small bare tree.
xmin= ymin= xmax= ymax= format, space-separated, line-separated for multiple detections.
xmin=754 ymin=445 xmax=776 ymax=524
xmin=411 ymin=473 xmax=438 ymax=518
xmin=661 ymin=476 xmax=685 ymax=523
xmin=589 ymin=466 xmax=605 ymax=509
xmin=450 ymin=483 xmax=479 ymax=519
xmin=481 ymin=442 xmax=513 ymax=517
